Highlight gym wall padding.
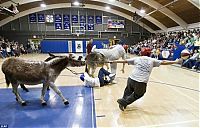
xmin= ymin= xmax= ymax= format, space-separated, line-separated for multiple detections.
xmin=41 ymin=40 xmax=68 ymax=53
xmin=92 ymin=39 xmax=109 ymax=49
xmin=41 ymin=39 xmax=87 ymax=53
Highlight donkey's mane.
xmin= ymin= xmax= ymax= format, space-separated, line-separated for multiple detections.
xmin=48 ymin=56 xmax=67 ymax=66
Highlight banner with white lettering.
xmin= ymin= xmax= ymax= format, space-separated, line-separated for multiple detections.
xmin=37 ymin=14 xmax=45 ymax=23
xmin=72 ymin=15 xmax=78 ymax=23
xmin=29 ymin=13 xmax=37 ymax=23
xmin=63 ymin=15 xmax=70 ymax=30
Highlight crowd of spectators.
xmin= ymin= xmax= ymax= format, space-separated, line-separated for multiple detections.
xmin=0 ymin=36 xmax=40 ymax=59
xmin=129 ymin=29 xmax=200 ymax=71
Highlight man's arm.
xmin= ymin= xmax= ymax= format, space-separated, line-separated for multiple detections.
xmin=110 ymin=60 xmax=128 ymax=63
xmin=161 ymin=59 xmax=183 ymax=65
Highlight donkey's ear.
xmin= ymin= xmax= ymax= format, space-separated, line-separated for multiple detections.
xmin=48 ymin=52 xmax=55 ymax=57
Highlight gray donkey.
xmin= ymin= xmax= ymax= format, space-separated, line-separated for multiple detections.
xmin=2 ymin=53 xmax=85 ymax=106
xmin=85 ymin=52 xmax=108 ymax=77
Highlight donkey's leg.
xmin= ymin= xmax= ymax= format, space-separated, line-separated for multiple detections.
xmin=91 ymin=66 xmax=97 ymax=78
xmin=105 ymin=63 xmax=109 ymax=70
xmin=12 ymin=84 xmax=26 ymax=106
xmin=20 ymin=84 xmax=29 ymax=92
xmin=49 ymin=82 xmax=69 ymax=105
xmin=87 ymin=65 xmax=91 ymax=76
xmin=40 ymin=83 xmax=48 ymax=106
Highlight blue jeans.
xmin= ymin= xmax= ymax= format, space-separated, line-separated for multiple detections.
xmin=98 ymin=68 xmax=111 ymax=87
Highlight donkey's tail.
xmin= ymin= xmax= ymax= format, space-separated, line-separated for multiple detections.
xmin=5 ymin=75 xmax=10 ymax=87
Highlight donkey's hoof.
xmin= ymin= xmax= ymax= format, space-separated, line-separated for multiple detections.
xmin=64 ymin=101 xmax=69 ymax=105
xmin=21 ymin=102 xmax=27 ymax=106
xmin=42 ymin=102 xmax=47 ymax=106
xmin=23 ymin=88 xmax=29 ymax=92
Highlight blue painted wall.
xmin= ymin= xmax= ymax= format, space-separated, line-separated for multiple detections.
xmin=41 ymin=40 xmax=68 ymax=53
xmin=92 ymin=39 xmax=109 ymax=49
xmin=41 ymin=39 xmax=87 ymax=53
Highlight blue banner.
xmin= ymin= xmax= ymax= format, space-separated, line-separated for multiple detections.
xmin=80 ymin=23 xmax=86 ymax=30
xmin=88 ymin=24 xmax=94 ymax=31
xmin=64 ymin=22 xmax=70 ymax=30
xmin=37 ymin=14 xmax=45 ymax=23
xmin=88 ymin=16 xmax=94 ymax=24
xmin=72 ymin=15 xmax=78 ymax=23
xmin=55 ymin=23 xmax=62 ymax=30
xmin=55 ymin=14 xmax=62 ymax=23
xmin=95 ymin=16 xmax=102 ymax=24
xmin=63 ymin=15 xmax=70 ymax=23
xmin=80 ymin=15 xmax=86 ymax=23
xmin=29 ymin=13 xmax=37 ymax=23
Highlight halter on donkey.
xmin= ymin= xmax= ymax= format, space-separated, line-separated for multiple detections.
xmin=1 ymin=53 xmax=85 ymax=106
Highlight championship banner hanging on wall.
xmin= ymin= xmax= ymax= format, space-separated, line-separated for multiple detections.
xmin=80 ymin=15 xmax=86 ymax=23
xmin=55 ymin=14 xmax=62 ymax=23
xmin=75 ymin=41 xmax=83 ymax=53
xmin=63 ymin=15 xmax=70 ymax=23
xmin=29 ymin=13 xmax=37 ymax=23
xmin=55 ymin=23 xmax=62 ymax=30
xmin=64 ymin=22 xmax=70 ymax=30
xmin=96 ymin=16 xmax=102 ymax=24
xmin=37 ymin=14 xmax=45 ymax=23
xmin=88 ymin=16 xmax=94 ymax=24
xmin=63 ymin=15 xmax=70 ymax=30
xmin=88 ymin=24 xmax=94 ymax=31
xmin=72 ymin=15 xmax=78 ymax=23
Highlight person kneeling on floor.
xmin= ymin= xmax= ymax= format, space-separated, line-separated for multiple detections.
xmin=80 ymin=67 xmax=116 ymax=87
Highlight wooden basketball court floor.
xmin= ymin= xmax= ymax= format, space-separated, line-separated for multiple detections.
xmin=0 ymin=53 xmax=199 ymax=127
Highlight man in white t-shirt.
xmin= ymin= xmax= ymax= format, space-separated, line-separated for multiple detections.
xmin=111 ymin=56 xmax=182 ymax=111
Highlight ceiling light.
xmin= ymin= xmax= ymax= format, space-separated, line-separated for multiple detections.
xmin=140 ymin=9 xmax=145 ymax=13
xmin=105 ymin=6 xmax=111 ymax=10
xmin=40 ymin=3 xmax=46 ymax=8
xmin=109 ymin=0 xmax=115 ymax=2
xmin=128 ymin=3 xmax=131 ymax=6
xmin=73 ymin=1 xmax=80 ymax=6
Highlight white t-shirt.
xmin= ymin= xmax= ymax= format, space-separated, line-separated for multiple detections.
xmin=94 ymin=45 xmax=126 ymax=60
xmin=127 ymin=56 xmax=162 ymax=83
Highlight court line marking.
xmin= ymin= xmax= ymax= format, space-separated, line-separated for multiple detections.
xmin=139 ymin=120 xmax=198 ymax=127
xmin=153 ymin=78 xmax=199 ymax=103
xmin=91 ymin=87 xmax=95 ymax=128
xmin=117 ymin=76 xmax=198 ymax=103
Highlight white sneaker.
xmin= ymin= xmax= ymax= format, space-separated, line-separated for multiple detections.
xmin=111 ymin=80 xmax=117 ymax=84
xmin=109 ymin=73 xmax=116 ymax=78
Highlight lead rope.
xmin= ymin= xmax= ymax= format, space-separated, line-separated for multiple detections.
xmin=65 ymin=67 xmax=84 ymax=75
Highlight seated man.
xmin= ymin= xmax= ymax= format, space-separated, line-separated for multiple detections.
xmin=80 ymin=67 xmax=116 ymax=87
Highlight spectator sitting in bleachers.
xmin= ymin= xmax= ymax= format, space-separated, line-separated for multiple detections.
xmin=182 ymin=49 xmax=199 ymax=69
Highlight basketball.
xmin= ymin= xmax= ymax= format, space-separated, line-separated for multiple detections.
xmin=181 ymin=49 xmax=190 ymax=60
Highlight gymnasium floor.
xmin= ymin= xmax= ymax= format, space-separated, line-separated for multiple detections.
xmin=0 ymin=53 xmax=199 ymax=127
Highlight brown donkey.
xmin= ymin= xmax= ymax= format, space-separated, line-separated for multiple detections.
xmin=2 ymin=53 xmax=85 ymax=106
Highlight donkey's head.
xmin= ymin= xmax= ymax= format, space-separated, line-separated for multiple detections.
xmin=85 ymin=52 xmax=106 ymax=66
xmin=46 ymin=53 xmax=85 ymax=68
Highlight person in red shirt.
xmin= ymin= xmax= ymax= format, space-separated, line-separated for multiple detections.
xmin=87 ymin=38 xmax=93 ymax=54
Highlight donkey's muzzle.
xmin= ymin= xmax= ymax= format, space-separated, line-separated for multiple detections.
xmin=81 ymin=61 xmax=86 ymax=66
